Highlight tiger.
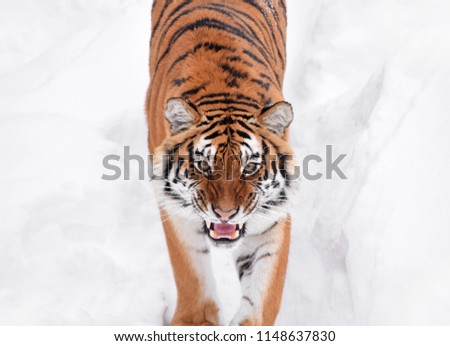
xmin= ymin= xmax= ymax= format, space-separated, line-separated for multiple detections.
xmin=146 ymin=0 xmax=297 ymax=325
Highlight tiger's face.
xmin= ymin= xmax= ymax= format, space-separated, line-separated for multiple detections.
xmin=153 ymin=98 xmax=297 ymax=247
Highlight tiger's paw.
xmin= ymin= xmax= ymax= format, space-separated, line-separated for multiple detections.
xmin=230 ymin=315 xmax=259 ymax=326
xmin=230 ymin=296 xmax=263 ymax=326
xmin=238 ymin=317 xmax=257 ymax=326
xmin=230 ymin=305 xmax=259 ymax=326
xmin=172 ymin=300 xmax=219 ymax=326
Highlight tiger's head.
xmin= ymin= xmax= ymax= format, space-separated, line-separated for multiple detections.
xmin=152 ymin=98 xmax=298 ymax=247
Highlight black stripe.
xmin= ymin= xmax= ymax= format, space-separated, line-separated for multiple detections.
xmin=202 ymin=4 xmax=273 ymax=60
xmin=198 ymin=191 xmax=207 ymax=207
xmin=241 ymin=142 xmax=252 ymax=151
xmin=201 ymin=118 xmax=226 ymax=133
xmin=182 ymin=84 xmax=206 ymax=98
xmin=243 ymin=0 xmax=285 ymax=69
xmin=260 ymin=222 xmax=278 ymax=235
xmin=271 ymin=180 xmax=280 ymax=188
xmin=238 ymin=256 xmax=254 ymax=280
xmin=265 ymin=189 xmax=287 ymax=207
xmin=172 ymin=78 xmax=189 ymax=86
xmin=237 ymin=120 xmax=255 ymax=132
xmin=205 ymin=114 xmax=224 ymax=121
xmin=186 ymin=141 xmax=194 ymax=171
xmin=261 ymin=139 xmax=269 ymax=179
xmin=168 ymin=42 xmax=236 ymax=72
xmin=151 ymin=0 xmax=172 ymax=40
xmin=254 ymin=252 xmax=274 ymax=264
xmin=226 ymin=55 xmax=243 ymax=63
xmin=242 ymin=296 xmax=254 ymax=306
xmin=237 ymin=253 xmax=253 ymax=264
xmin=198 ymin=99 xmax=260 ymax=109
xmin=263 ymin=0 xmax=279 ymax=20
xmin=236 ymin=240 xmax=273 ymax=280
xmin=277 ymin=152 xmax=289 ymax=179
xmin=226 ymin=78 xmax=239 ymax=88
xmin=174 ymin=157 xmax=185 ymax=181
xmin=258 ymin=92 xmax=272 ymax=106
xmin=164 ymin=143 xmax=179 ymax=180
xmin=242 ymin=192 xmax=256 ymax=211
xmin=205 ymin=106 xmax=250 ymax=113
xmin=231 ymin=113 xmax=254 ymax=120
xmin=158 ymin=0 xmax=193 ymax=39
xmin=155 ymin=18 xmax=271 ymax=74
xmin=236 ymin=129 xmax=251 ymax=139
xmin=204 ymin=113 xmax=254 ymax=121
xmin=251 ymin=78 xmax=270 ymax=91
xmin=243 ymin=49 xmax=268 ymax=68
xmin=217 ymin=117 xmax=235 ymax=126
xmin=200 ymin=5 xmax=260 ymax=43
xmin=243 ymin=0 xmax=276 ymax=32
xmin=278 ymin=0 xmax=287 ymax=16
xmin=204 ymin=130 xmax=222 ymax=140
xmin=195 ymin=92 xmax=230 ymax=103
xmin=271 ymin=159 xmax=278 ymax=177
xmin=220 ymin=63 xmax=249 ymax=79
xmin=260 ymin=72 xmax=279 ymax=89
xmin=156 ymin=5 xmax=199 ymax=50
xmin=208 ymin=3 xmax=276 ymax=58
xmin=236 ymin=93 xmax=260 ymax=104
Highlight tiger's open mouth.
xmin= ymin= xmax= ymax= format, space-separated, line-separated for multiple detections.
xmin=204 ymin=221 xmax=244 ymax=243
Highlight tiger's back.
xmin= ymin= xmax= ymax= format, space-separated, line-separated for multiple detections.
xmin=147 ymin=0 xmax=287 ymax=153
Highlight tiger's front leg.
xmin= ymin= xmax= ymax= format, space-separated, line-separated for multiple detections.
xmin=161 ymin=211 xmax=219 ymax=326
xmin=231 ymin=217 xmax=291 ymax=326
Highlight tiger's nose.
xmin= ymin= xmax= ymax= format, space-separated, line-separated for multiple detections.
xmin=213 ymin=207 xmax=239 ymax=222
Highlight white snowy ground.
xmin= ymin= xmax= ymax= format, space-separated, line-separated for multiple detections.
xmin=1 ymin=0 xmax=449 ymax=325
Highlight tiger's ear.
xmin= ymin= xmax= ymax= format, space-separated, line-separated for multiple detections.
xmin=259 ymin=101 xmax=293 ymax=136
xmin=165 ymin=98 xmax=199 ymax=134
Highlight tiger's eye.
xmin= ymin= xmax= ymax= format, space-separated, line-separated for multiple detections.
xmin=243 ymin=162 xmax=260 ymax=176
xmin=195 ymin=160 xmax=211 ymax=175
xmin=200 ymin=161 xmax=209 ymax=171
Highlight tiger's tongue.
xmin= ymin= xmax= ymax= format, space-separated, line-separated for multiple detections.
xmin=214 ymin=223 xmax=236 ymax=235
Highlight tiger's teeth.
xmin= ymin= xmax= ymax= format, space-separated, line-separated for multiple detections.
xmin=206 ymin=221 xmax=211 ymax=229
xmin=238 ymin=223 xmax=244 ymax=230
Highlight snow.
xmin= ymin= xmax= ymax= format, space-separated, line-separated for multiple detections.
xmin=1 ymin=0 xmax=450 ymax=325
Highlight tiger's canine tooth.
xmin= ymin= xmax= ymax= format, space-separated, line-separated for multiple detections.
xmin=238 ymin=223 xmax=244 ymax=230
xmin=206 ymin=221 xmax=212 ymax=229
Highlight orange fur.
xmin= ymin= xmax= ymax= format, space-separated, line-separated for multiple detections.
xmin=261 ymin=217 xmax=291 ymax=325
xmin=160 ymin=209 xmax=219 ymax=325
